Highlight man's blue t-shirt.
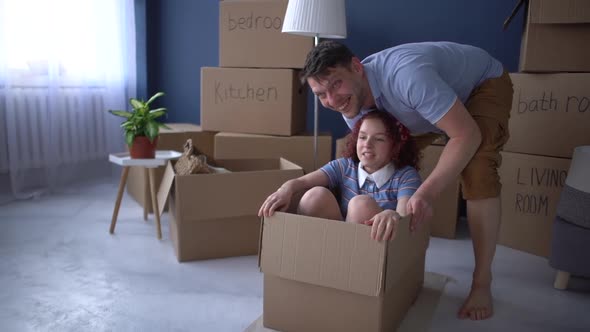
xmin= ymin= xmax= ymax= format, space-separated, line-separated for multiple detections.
xmin=344 ymin=42 xmax=503 ymax=134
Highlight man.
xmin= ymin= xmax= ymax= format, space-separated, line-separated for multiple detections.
xmin=301 ymin=40 xmax=513 ymax=321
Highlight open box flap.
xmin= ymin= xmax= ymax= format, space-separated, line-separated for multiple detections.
xmin=157 ymin=161 xmax=176 ymax=217
xmin=384 ymin=215 xmax=430 ymax=292
xmin=260 ymin=212 xmax=387 ymax=297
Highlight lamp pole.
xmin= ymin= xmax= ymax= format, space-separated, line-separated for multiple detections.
xmin=281 ymin=0 xmax=347 ymax=170
xmin=313 ymin=35 xmax=319 ymax=170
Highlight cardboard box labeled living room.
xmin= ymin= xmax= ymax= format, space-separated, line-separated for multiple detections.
xmin=157 ymin=158 xmax=304 ymax=262
xmin=259 ymin=212 xmax=430 ymax=332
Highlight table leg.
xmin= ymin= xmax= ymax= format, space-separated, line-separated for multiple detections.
xmin=148 ymin=168 xmax=162 ymax=239
xmin=553 ymin=270 xmax=570 ymax=290
xmin=143 ymin=167 xmax=149 ymax=221
xmin=110 ymin=166 xmax=130 ymax=234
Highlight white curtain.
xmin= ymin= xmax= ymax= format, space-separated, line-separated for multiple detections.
xmin=0 ymin=0 xmax=136 ymax=202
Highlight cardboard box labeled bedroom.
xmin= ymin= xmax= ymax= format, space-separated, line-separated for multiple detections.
xmin=219 ymin=0 xmax=313 ymax=69
xmin=259 ymin=212 xmax=430 ymax=332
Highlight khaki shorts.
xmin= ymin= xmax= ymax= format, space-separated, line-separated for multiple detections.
xmin=414 ymin=70 xmax=513 ymax=200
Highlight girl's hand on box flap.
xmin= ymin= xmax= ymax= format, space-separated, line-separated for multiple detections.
xmin=365 ymin=209 xmax=401 ymax=242
xmin=258 ymin=187 xmax=293 ymax=218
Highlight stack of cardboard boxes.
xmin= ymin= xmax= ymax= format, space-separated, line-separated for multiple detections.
xmin=207 ymin=0 xmax=332 ymax=174
xmin=499 ymin=0 xmax=590 ymax=257
xmin=156 ymin=0 xmax=340 ymax=262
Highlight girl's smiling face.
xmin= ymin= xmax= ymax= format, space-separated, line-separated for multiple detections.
xmin=356 ymin=118 xmax=395 ymax=173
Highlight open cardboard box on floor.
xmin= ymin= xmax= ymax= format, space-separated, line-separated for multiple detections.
xmin=214 ymin=132 xmax=332 ymax=174
xmin=157 ymin=158 xmax=304 ymax=262
xmin=259 ymin=212 xmax=430 ymax=332
xmin=126 ymin=123 xmax=216 ymax=213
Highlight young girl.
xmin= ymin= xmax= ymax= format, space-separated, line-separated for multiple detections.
xmin=259 ymin=110 xmax=421 ymax=241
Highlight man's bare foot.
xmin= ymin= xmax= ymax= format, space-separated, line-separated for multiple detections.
xmin=457 ymin=284 xmax=493 ymax=320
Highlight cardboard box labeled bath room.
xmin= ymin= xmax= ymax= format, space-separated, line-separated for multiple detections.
xmin=498 ymin=151 xmax=571 ymax=257
xmin=519 ymin=0 xmax=590 ymax=72
xmin=504 ymin=73 xmax=590 ymax=159
xmin=419 ymin=145 xmax=461 ymax=239
xmin=260 ymin=212 xmax=430 ymax=332
xmin=126 ymin=124 xmax=216 ymax=212
xmin=157 ymin=158 xmax=304 ymax=262
xmin=214 ymin=132 xmax=332 ymax=174
xmin=219 ymin=0 xmax=313 ymax=69
xmin=201 ymin=67 xmax=307 ymax=136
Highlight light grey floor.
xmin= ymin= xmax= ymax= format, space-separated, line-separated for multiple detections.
xmin=0 ymin=178 xmax=589 ymax=332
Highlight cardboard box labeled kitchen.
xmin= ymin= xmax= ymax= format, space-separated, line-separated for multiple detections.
xmin=504 ymin=73 xmax=590 ymax=159
xmin=127 ymin=123 xmax=216 ymax=212
xmin=219 ymin=0 xmax=313 ymax=69
xmin=214 ymin=132 xmax=332 ymax=174
xmin=419 ymin=145 xmax=461 ymax=239
xmin=201 ymin=67 xmax=306 ymax=136
xmin=498 ymin=151 xmax=571 ymax=257
xmin=518 ymin=0 xmax=590 ymax=72
xmin=260 ymin=212 xmax=430 ymax=332
xmin=157 ymin=158 xmax=304 ymax=262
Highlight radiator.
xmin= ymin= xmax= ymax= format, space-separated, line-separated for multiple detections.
xmin=0 ymin=87 xmax=111 ymax=171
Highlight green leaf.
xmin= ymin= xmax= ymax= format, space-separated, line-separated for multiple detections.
xmin=130 ymin=98 xmax=144 ymax=110
xmin=146 ymin=92 xmax=165 ymax=106
xmin=125 ymin=131 xmax=135 ymax=146
xmin=148 ymin=110 xmax=166 ymax=120
xmin=149 ymin=107 xmax=167 ymax=114
xmin=159 ymin=123 xmax=171 ymax=130
xmin=146 ymin=121 xmax=159 ymax=139
xmin=109 ymin=110 xmax=133 ymax=118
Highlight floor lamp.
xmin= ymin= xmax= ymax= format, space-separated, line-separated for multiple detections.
xmin=282 ymin=0 xmax=347 ymax=170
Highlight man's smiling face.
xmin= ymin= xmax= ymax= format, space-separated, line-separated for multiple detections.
xmin=307 ymin=60 xmax=369 ymax=119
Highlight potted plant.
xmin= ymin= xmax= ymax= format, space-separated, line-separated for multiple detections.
xmin=109 ymin=91 xmax=169 ymax=158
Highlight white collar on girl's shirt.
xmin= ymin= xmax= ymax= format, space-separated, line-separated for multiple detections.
xmin=358 ymin=162 xmax=396 ymax=189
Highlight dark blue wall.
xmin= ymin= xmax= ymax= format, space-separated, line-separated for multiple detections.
xmin=145 ymin=0 xmax=525 ymax=141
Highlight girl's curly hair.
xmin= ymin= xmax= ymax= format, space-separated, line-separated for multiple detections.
xmin=343 ymin=110 xmax=420 ymax=170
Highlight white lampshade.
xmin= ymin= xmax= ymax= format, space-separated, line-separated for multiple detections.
xmin=565 ymin=146 xmax=590 ymax=194
xmin=282 ymin=0 xmax=347 ymax=39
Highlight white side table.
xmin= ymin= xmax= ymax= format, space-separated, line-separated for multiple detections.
xmin=108 ymin=150 xmax=181 ymax=239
